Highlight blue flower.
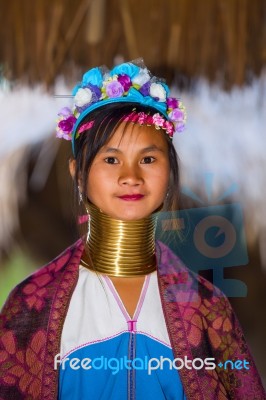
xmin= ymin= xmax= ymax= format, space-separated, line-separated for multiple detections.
xmin=110 ymin=63 xmax=140 ymax=79
xmin=82 ymin=67 xmax=103 ymax=87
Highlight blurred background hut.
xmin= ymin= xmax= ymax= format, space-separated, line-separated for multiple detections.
xmin=1 ymin=0 xmax=265 ymax=87
xmin=0 ymin=0 xmax=266 ymax=388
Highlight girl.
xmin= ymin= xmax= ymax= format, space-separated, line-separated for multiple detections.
xmin=0 ymin=60 xmax=265 ymax=400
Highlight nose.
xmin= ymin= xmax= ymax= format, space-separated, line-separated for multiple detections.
xmin=118 ymin=164 xmax=144 ymax=186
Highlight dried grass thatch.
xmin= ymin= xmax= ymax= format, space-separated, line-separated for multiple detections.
xmin=0 ymin=0 xmax=265 ymax=87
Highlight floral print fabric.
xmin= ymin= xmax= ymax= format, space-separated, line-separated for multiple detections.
xmin=0 ymin=240 xmax=265 ymax=399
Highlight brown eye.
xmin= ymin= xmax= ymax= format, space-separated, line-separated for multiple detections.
xmin=141 ymin=156 xmax=155 ymax=164
xmin=104 ymin=157 xmax=118 ymax=164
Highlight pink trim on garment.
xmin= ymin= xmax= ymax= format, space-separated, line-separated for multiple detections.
xmin=62 ymin=330 xmax=129 ymax=359
xmin=127 ymin=320 xmax=137 ymax=332
xmin=134 ymin=275 xmax=150 ymax=320
xmin=103 ymin=274 xmax=151 ymax=332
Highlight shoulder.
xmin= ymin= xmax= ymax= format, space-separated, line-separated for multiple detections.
xmin=156 ymin=241 xmax=266 ymax=399
xmin=156 ymin=240 xmax=226 ymax=300
xmin=1 ymin=239 xmax=84 ymax=314
xmin=0 ymin=240 xmax=84 ymax=399
xmin=155 ymin=240 xmax=237 ymax=329
xmin=156 ymin=240 xmax=242 ymax=350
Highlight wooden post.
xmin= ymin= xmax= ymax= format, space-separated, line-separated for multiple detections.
xmin=119 ymin=0 xmax=139 ymax=60
xmin=45 ymin=0 xmax=92 ymax=86
xmin=86 ymin=0 xmax=106 ymax=44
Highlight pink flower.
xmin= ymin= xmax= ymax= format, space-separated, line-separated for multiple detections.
xmin=165 ymin=121 xmax=175 ymax=137
xmin=123 ymin=111 xmax=136 ymax=122
xmin=137 ymin=112 xmax=147 ymax=124
xmin=152 ymin=113 xmax=165 ymax=127
xmin=105 ymin=81 xmax=124 ymax=98
xmin=146 ymin=115 xmax=154 ymax=125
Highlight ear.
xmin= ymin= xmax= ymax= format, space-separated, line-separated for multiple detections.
xmin=69 ymin=158 xmax=76 ymax=180
xmin=69 ymin=158 xmax=83 ymax=190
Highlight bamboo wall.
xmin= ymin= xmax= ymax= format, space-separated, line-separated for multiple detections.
xmin=0 ymin=0 xmax=265 ymax=87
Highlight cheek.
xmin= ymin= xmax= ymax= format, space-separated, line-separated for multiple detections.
xmin=87 ymin=166 xmax=113 ymax=199
xmin=87 ymin=168 xmax=100 ymax=200
xmin=153 ymin=162 xmax=170 ymax=187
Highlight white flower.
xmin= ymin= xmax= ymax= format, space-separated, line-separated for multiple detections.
xmin=150 ymin=83 xmax=166 ymax=102
xmin=132 ymin=68 xmax=150 ymax=86
xmin=74 ymin=88 xmax=92 ymax=107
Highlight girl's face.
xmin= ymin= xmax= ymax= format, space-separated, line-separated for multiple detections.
xmin=86 ymin=123 xmax=170 ymax=221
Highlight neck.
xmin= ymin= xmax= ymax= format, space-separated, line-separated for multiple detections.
xmin=81 ymin=202 xmax=157 ymax=277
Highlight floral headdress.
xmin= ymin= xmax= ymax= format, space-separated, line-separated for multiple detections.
xmin=56 ymin=59 xmax=186 ymax=155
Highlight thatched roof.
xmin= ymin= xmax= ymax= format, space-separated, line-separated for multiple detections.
xmin=0 ymin=0 xmax=265 ymax=88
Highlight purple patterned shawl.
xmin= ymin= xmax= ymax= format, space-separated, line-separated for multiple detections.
xmin=0 ymin=240 xmax=265 ymax=399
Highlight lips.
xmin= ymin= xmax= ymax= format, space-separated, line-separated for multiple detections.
xmin=118 ymin=194 xmax=144 ymax=201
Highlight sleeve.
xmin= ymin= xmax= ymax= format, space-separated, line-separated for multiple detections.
xmin=0 ymin=241 xmax=81 ymax=399
xmin=205 ymin=292 xmax=266 ymax=399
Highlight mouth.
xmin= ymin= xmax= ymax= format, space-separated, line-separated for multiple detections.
xmin=118 ymin=194 xmax=145 ymax=201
